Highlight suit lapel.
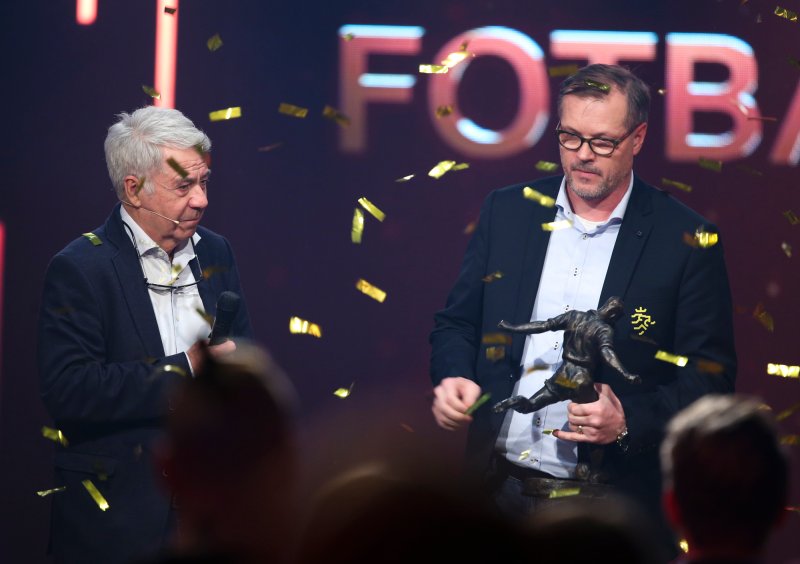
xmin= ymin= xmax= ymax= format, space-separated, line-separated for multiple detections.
xmin=599 ymin=177 xmax=654 ymax=304
xmin=106 ymin=205 xmax=166 ymax=358
xmin=189 ymin=236 xmax=216 ymax=316
xmin=510 ymin=179 xmax=560 ymax=367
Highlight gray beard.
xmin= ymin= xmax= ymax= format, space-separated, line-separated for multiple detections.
xmin=565 ymin=171 xmax=616 ymax=202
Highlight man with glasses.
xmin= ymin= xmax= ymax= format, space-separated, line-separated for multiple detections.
xmin=37 ymin=106 xmax=252 ymax=564
xmin=430 ymin=64 xmax=735 ymax=558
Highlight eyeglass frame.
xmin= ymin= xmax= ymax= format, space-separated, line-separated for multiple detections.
xmin=122 ymin=221 xmax=203 ymax=293
xmin=555 ymin=122 xmax=643 ymax=157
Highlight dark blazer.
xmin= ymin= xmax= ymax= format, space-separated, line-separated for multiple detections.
xmin=38 ymin=204 xmax=253 ymax=564
xmin=430 ymin=175 xmax=736 ymax=548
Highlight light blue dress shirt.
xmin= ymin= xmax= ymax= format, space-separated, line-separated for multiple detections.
xmin=496 ymin=172 xmax=634 ymax=478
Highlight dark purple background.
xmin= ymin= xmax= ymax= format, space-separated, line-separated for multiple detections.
xmin=1 ymin=1 xmax=797 ymax=561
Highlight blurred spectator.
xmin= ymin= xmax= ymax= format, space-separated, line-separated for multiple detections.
xmin=660 ymin=395 xmax=789 ymax=563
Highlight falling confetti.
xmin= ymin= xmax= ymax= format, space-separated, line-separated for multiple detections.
xmin=428 ymin=160 xmax=457 ymax=179
xmin=257 ymin=142 xmax=283 ymax=152
xmin=134 ymin=176 xmax=146 ymax=196
xmin=164 ymin=6 xmax=176 ymax=14
xmin=82 ymin=233 xmax=102 ymax=246
xmin=465 ymin=393 xmax=491 ymax=415
xmin=463 ymin=221 xmax=477 ymax=235
xmin=585 ymin=80 xmax=609 ymax=92
xmin=355 ymin=278 xmax=387 ymax=303
xmin=333 ymin=382 xmax=354 ymax=398
xmin=42 ymin=426 xmax=69 ymax=447
xmin=395 ymin=174 xmax=415 ymax=182
xmin=208 ymin=107 xmax=242 ymax=122
xmin=696 ymin=359 xmax=725 ymax=374
xmin=523 ymin=187 xmax=556 ymax=207
xmin=322 ymin=105 xmax=351 ymax=127
xmin=419 ymin=64 xmax=449 ymax=74
xmin=142 ymin=85 xmax=160 ymax=99
xmin=541 ymin=220 xmax=572 ymax=232
xmin=776 ymin=401 xmax=800 ymax=421
xmin=206 ymin=33 xmax=223 ymax=52
xmin=655 ymin=350 xmax=689 ymax=367
xmin=781 ymin=242 xmax=792 ymax=257
xmin=435 ymin=105 xmax=454 ymax=118
xmin=440 ymin=48 xmax=471 ymax=69
xmin=36 ymin=486 xmax=66 ymax=498
xmin=195 ymin=308 xmax=214 ymax=326
xmin=661 ymin=178 xmax=692 ymax=192
xmin=694 ymin=228 xmax=719 ymax=248
xmin=342 ymin=33 xmax=355 ymax=41
xmin=161 ymin=365 xmax=188 ymax=378
xmin=753 ymin=303 xmax=774 ymax=332
xmin=542 ymin=429 xmax=555 ymax=435
xmin=289 ymin=316 xmax=322 ymax=338
xmin=679 ymin=540 xmax=689 ymax=554
xmin=698 ymin=157 xmax=722 ymax=172
xmin=535 ymin=161 xmax=559 ymax=172
xmin=358 ymin=197 xmax=386 ymax=222
xmin=482 ymin=271 xmax=504 ymax=283
xmin=519 ymin=450 xmax=531 ymax=461
xmin=166 ymin=157 xmax=189 ymax=178
xmin=554 ymin=374 xmax=579 ymax=389
xmin=482 ymin=333 xmax=512 ymax=346
xmin=82 ymin=480 xmax=109 ymax=511
xmin=201 ymin=266 xmax=228 ymax=280
xmin=278 ymin=103 xmax=308 ymax=118
xmin=351 ymin=208 xmax=364 ymax=244
xmin=783 ymin=210 xmax=799 ymax=225
xmin=657 ymin=88 xmax=667 ymax=95
xmin=774 ymin=5 xmax=799 ymax=22
xmin=767 ymin=363 xmax=799 ymax=378
xmin=548 ymin=64 xmax=579 ymax=78
xmin=549 ymin=487 xmax=581 ymax=498
xmin=780 ymin=435 xmax=800 ymax=445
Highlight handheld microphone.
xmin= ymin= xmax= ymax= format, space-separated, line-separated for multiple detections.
xmin=121 ymin=200 xmax=180 ymax=226
xmin=208 ymin=291 xmax=241 ymax=345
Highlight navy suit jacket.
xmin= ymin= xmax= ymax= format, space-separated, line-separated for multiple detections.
xmin=430 ymin=175 xmax=736 ymax=546
xmin=38 ymin=204 xmax=253 ymax=564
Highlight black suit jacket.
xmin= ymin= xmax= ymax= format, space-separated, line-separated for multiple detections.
xmin=430 ymin=175 xmax=736 ymax=546
xmin=38 ymin=204 xmax=253 ymax=564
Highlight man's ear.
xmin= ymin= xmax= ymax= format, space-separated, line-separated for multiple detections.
xmin=631 ymin=122 xmax=648 ymax=156
xmin=122 ymin=175 xmax=145 ymax=206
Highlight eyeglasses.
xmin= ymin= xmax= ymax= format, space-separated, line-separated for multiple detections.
xmin=122 ymin=222 xmax=203 ymax=293
xmin=555 ymin=123 xmax=641 ymax=157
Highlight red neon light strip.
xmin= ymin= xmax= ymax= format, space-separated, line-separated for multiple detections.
xmin=0 ymin=222 xmax=5 ymax=395
xmin=76 ymin=0 xmax=97 ymax=25
xmin=154 ymin=0 xmax=179 ymax=109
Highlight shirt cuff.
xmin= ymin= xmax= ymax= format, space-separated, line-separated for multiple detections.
xmin=184 ymin=351 xmax=195 ymax=377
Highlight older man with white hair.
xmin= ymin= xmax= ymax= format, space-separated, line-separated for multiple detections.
xmin=37 ymin=106 xmax=252 ymax=564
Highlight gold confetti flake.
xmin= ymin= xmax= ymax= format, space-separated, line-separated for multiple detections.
xmin=195 ymin=308 xmax=214 ymax=326
xmin=767 ymin=363 xmax=799 ymax=378
xmin=465 ymin=393 xmax=491 ymax=415
xmin=400 ymin=423 xmax=414 ymax=433
xmin=166 ymin=157 xmax=189 ymax=178
xmin=661 ymin=178 xmax=692 ymax=192
xmin=82 ymin=232 xmax=102 ymax=246
xmin=278 ymin=103 xmax=308 ymax=118
xmin=657 ymin=88 xmax=667 ymax=96
xmin=585 ymin=80 xmax=609 ymax=92
xmin=355 ymin=278 xmax=387 ymax=303
xmin=682 ymin=232 xmax=700 ymax=249
xmin=82 ymin=480 xmax=109 ymax=511
xmin=736 ymin=164 xmax=763 ymax=176
xmin=351 ymin=208 xmax=364 ymax=244
xmin=747 ymin=116 xmax=778 ymax=122
xmin=134 ymin=176 xmax=146 ymax=196
xmin=36 ymin=486 xmax=66 ymax=498
xmin=549 ymin=487 xmax=581 ymax=498
xmin=358 ymin=197 xmax=386 ymax=222
xmin=161 ymin=365 xmax=188 ymax=377
xmin=482 ymin=271 xmax=504 ymax=283
xmin=783 ymin=210 xmax=799 ymax=225
xmin=463 ymin=221 xmax=477 ymax=235
xmin=535 ymin=160 xmax=559 ymax=172
xmin=289 ymin=316 xmax=322 ymax=338
xmin=435 ymin=105 xmax=454 ymax=118
xmin=482 ymin=333 xmax=512 ymax=346
xmin=731 ymin=97 xmax=748 ymax=116
xmin=519 ymin=449 xmax=531 ymax=461
xmin=164 ymin=6 xmax=176 ymax=14
xmin=206 ymin=33 xmax=223 ymax=52
xmin=419 ymin=64 xmax=449 ymax=74
xmin=694 ymin=228 xmax=719 ymax=248
xmin=395 ymin=174 xmax=415 ymax=182
xmin=322 ymin=105 xmax=351 ymax=127
xmin=257 ymin=142 xmax=283 ymax=152
xmin=452 ymin=162 xmax=469 ymax=171
xmin=541 ymin=220 xmax=572 ymax=232
xmin=523 ymin=187 xmax=556 ymax=207
xmin=542 ymin=429 xmax=555 ymax=435
xmin=342 ymin=32 xmax=355 ymax=41
xmin=679 ymin=539 xmax=689 ymax=554
xmin=655 ymin=350 xmax=688 ymax=367
xmin=696 ymin=359 xmax=725 ymax=374
xmin=753 ymin=303 xmax=774 ymax=332
xmin=42 ymin=426 xmax=69 ymax=447
xmin=776 ymin=401 xmax=800 ymax=421
xmin=440 ymin=48 xmax=471 ymax=69
xmin=780 ymin=434 xmax=800 ymax=445
xmin=208 ymin=107 xmax=242 ymax=122
xmin=775 ymin=5 xmax=799 ymax=22
xmin=698 ymin=157 xmax=722 ymax=172
xmin=333 ymin=382 xmax=354 ymax=398
xmin=428 ymin=160 xmax=456 ymax=179
xmin=548 ymin=64 xmax=579 ymax=78
xmin=201 ymin=265 xmax=227 ymax=280
xmin=142 ymin=85 xmax=160 ymax=99
xmin=781 ymin=242 xmax=792 ymax=257
xmin=554 ymin=374 xmax=579 ymax=389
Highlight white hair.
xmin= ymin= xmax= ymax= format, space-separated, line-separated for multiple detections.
xmin=104 ymin=106 xmax=211 ymax=199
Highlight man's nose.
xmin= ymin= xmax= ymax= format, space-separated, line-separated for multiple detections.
xmin=576 ymin=141 xmax=595 ymax=161
xmin=189 ymin=184 xmax=208 ymax=208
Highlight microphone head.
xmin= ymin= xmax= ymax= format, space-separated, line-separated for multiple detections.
xmin=216 ymin=291 xmax=241 ymax=315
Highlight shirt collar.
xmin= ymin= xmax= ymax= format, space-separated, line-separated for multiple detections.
xmin=555 ymin=171 xmax=634 ymax=228
xmin=119 ymin=205 xmax=201 ymax=257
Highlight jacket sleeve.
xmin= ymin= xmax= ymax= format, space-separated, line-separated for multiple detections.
xmin=429 ymin=191 xmax=496 ymax=386
xmin=619 ymin=238 xmax=737 ymax=453
xmin=220 ymin=236 xmax=254 ymax=339
xmin=38 ymin=253 xmax=187 ymax=423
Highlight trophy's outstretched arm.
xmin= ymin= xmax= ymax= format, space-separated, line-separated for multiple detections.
xmin=599 ymin=344 xmax=641 ymax=384
xmin=497 ymin=317 xmax=555 ymax=335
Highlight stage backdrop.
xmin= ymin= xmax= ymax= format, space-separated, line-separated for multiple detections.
xmin=1 ymin=1 xmax=797 ymax=561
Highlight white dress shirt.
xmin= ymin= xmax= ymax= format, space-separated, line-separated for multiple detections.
xmin=497 ymin=173 xmax=633 ymax=478
xmin=120 ymin=207 xmax=211 ymax=372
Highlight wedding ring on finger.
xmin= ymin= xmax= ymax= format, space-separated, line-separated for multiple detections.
xmin=578 ymin=425 xmax=584 ymax=434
